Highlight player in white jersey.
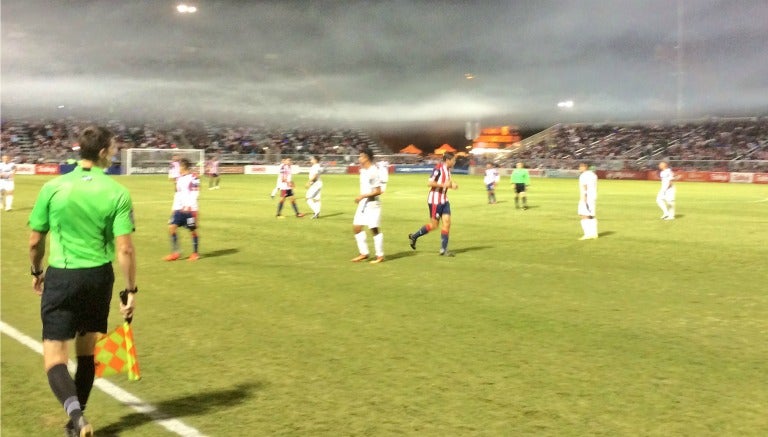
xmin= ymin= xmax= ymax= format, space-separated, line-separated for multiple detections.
xmin=483 ymin=163 xmax=500 ymax=204
xmin=164 ymin=158 xmax=201 ymax=261
xmin=0 ymin=155 xmax=16 ymax=211
xmin=305 ymin=155 xmax=323 ymax=218
xmin=577 ymin=163 xmax=599 ymax=240
xmin=351 ymin=149 xmax=385 ymax=264
xmin=168 ymin=155 xmax=181 ymax=183
xmin=657 ymin=162 xmax=676 ymax=220
xmin=377 ymin=160 xmax=390 ymax=193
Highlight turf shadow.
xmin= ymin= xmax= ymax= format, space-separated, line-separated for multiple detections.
xmin=203 ymin=248 xmax=240 ymax=258
xmin=598 ymin=231 xmax=616 ymax=238
xmin=313 ymin=212 xmax=344 ymax=218
xmin=382 ymin=250 xmax=418 ymax=261
xmin=96 ymin=381 xmax=263 ymax=436
xmin=451 ymin=246 xmax=492 ymax=254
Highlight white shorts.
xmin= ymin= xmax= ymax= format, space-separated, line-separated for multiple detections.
xmin=353 ymin=199 xmax=381 ymax=228
xmin=0 ymin=180 xmax=14 ymax=192
xmin=657 ymin=187 xmax=675 ymax=202
xmin=578 ymin=200 xmax=596 ymax=217
xmin=306 ymin=180 xmax=323 ymax=199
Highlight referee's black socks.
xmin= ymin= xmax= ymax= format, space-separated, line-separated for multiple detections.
xmin=47 ymin=363 xmax=84 ymax=421
xmin=75 ymin=355 xmax=96 ymax=411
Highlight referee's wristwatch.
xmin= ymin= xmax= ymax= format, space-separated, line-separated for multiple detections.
xmin=31 ymin=266 xmax=44 ymax=277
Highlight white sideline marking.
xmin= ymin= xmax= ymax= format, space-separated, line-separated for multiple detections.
xmin=749 ymin=198 xmax=768 ymax=203
xmin=0 ymin=320 xmax=206 ymax=437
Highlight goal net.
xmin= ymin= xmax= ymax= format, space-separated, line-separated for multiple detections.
xmin=121 ymin=148 xmax=204 ymax=176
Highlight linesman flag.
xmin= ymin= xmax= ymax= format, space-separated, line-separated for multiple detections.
xmin=94 ymin=290 xmax=141 ymax=380
xmin=94 ymin=322 xmax=141 ymax=380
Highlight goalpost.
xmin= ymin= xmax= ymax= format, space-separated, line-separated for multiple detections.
xmin=121 ymin=148 xmax=205 ymax=175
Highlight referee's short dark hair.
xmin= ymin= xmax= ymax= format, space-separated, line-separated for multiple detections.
xmin=78 ymin=126 xmax=114 ymax=161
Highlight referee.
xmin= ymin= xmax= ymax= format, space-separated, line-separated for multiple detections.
xmin=29 ymin=126 xmax=138 ymax=437
xmin=511 ymin=161 xmax=531 ymax=210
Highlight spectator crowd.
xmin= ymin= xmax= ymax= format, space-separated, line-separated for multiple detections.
xmin=505 ymin=117 xmax=768 ymax=171
xmin=3 ymin=117 xmax=767 ymax=171
xmin=1 ymin=118 xmax=379 ymax=164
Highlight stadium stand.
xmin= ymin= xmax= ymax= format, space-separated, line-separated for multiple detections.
xmin=2 ymin=117 xmax=766 ymax=170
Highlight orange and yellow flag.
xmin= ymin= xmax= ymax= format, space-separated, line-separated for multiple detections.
xmin=94 ymin=322 xmax=141 ymax=380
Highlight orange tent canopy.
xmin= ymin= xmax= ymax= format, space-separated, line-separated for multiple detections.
xmin=434 ymin=143 xmax=457 ymax=154
xmin=399 ymin=144 xmax=423 ymax=154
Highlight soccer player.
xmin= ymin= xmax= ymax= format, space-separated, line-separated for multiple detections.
xmin=28 ymin=126 xmax=138 ymax=437
xmin=483 ymin=162 xmax=499 ymax=204
xmin=657 ymin=161 xmax=676 ymax=220
xmin=270 ymin=158 xmax=285 ymax=199
xmin=0 ymin=154 xmax=16 ymax=211
xmin=377 ymin=159 xmax=390 ymax=193
xmin=168 ymin=154 xmax=181 ymax=183
xmin=164 ymin=158 xmax=201 ymax=261
xmin=305 ymin=155 xmax=323 ymax=218
xmin=408 ymin=152 xmax=459 ymax=256
xmin=577 ymin=162 xmax=599 ymax=240
xmin=275 ymin=157 xmax=305 ymax=218
xmin=511 ymin=162 xmax=530 ymax=210
xmin=351 ymin=149 xmax=385 ymax=264
xmin=206 ymin=154 xmax=221 ymax=190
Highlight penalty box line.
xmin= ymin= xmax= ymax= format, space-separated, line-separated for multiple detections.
xmin=0 ymin=320 xmax=207 ymax=437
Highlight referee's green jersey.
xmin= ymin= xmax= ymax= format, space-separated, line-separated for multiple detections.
xmin=29 ymin=166 xmax=134 ymax=269
xmin=511 ymin=168 xmax=530 ymax=185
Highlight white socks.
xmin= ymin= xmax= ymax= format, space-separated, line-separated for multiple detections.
xmin=373 ymin=233 xmax=384 ymax=257
xmin=4 ymin=195 xmax=12 ymax=210
xmin=581 ymin=218 xmax=598 ymax=237
xmin=355 ymin=231 xmax=368 ymax=256
xmin=307 ymin=199 xmax=320 ymax=215
xmin=657 ymin=198 xmax=669 ymax=216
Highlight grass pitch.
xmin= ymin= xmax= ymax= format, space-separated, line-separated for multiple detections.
xmin=1 ymin=173 xmax=767 ymax=436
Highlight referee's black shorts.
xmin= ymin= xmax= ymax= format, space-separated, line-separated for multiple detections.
xmin=515 ymin=183 xmax=527 ymax=193
xmin=41 ymin=263 xmax=114 ymax=340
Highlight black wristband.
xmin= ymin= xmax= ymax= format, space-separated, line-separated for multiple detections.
xmin=125 ymin=287 xmax=138 ymax=294
xmin=31 ymin=266 xmax=44 ymax=277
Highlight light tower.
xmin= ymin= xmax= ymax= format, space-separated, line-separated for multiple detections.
xmin=176 ymin=3 xmax=198 ymax=14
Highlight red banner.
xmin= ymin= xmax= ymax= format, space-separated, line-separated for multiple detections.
xmin=708 ymin=172 xmax=730 ymax=183
xmin=219 ymin=166 xmax=244 ymax=174
xmin=600 ymin=170 xmax=648 ymax=180
xmin=753 ymin=173 xmax=768 ymax=184
xmin=680 ymin=171 xmax=709 ymax=182
xmin=35 ymin=164 xmax=60 ymax=175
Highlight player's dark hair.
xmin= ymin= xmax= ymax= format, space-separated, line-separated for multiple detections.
xmin=361 ymin=149 xmax=374 ymax=162
xmin=179 ymin=158 xmax=191 ymax=170
xmin=313 ymin=155 xmax=321 ymax=162
xmin=78 ymin=126 xmax=114 ymax=161
xmin=442 ymin=152 xmax=455 ymax=161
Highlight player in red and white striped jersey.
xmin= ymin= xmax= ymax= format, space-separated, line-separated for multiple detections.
xmin=206 ymin=154 xmax=221 ymax=190
xmin=408 ymin=152 xmax=458 ymax=256
xmin=275 ymin=157 xmax=304 ymax=218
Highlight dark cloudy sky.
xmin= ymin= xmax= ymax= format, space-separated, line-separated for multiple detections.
xmin=2 ymin=0 xmax=767 ymax=127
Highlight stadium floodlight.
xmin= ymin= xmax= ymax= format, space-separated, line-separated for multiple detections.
xmin=557 ymin=100 xmax=575 ymax=109
xmin=176 ymin=3 xmax=197 ymax=14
